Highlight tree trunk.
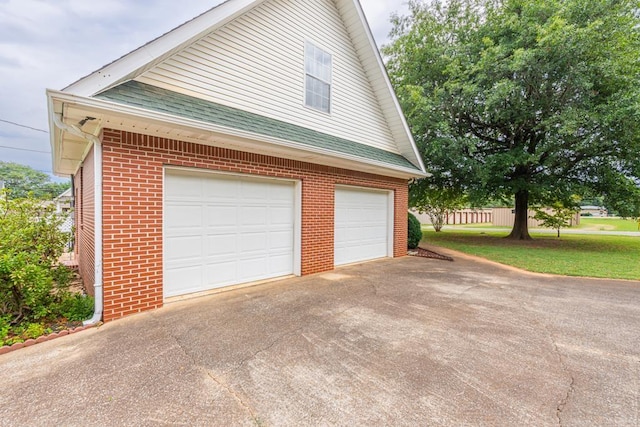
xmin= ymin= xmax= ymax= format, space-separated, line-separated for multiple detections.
xmin=507 ymin=190 xmax=532 ymax=240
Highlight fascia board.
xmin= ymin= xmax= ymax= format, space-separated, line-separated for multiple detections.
xmin=46 ymin=92 xmax=65 ymax=177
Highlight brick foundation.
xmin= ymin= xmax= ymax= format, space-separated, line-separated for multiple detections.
xmin=93 ymin=129 xmax=408 ymax=321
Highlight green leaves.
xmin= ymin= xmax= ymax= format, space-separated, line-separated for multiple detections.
xmin=386 ymin=0 xmax=640 ymax=229
xmin=0 ymin=161 xmax=70 ymax=200
xmin=0 ymin=191 xmax=71 ymax=323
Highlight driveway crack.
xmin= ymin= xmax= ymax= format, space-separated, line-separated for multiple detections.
xmin=556 ymin=375 xmax=575 ymax=426
xmin=237 ymin=326 xmax=303 ymax=370
xmin=205 ymin=370 xmax=263 ymax=426
xmin=545 ymin=325 xmax=576 ymax=427
xmin=152 ymin=313 xmax=264 ymax=426
xmin=496 ymin=291 xmax=577 ymax=426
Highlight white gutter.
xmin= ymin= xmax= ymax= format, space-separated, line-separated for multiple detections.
xmin=51 ymin=113 xmax=103 ymax=326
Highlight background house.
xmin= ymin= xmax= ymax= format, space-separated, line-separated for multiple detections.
xmin=580 ymin=205 xmax=608 ymax=217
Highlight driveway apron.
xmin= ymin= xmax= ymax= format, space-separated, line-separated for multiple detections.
xmin=1 ymin=253 xmax=638 ymax=426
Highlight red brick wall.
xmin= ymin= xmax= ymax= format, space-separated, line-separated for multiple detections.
xmin=74 ymin=145 xmax=96 ymax=297
xmin=100 ymin=129 xmax=409 ymax=321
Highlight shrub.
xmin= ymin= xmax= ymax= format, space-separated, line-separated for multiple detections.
xmin=23 ymin=322 xmax=46 ymax=339
xmin=408 ymin=212 xmax=423 ymax=249
xmin=0 ymin=191 xmax=71 ymax=324
xmin=58 ymin=294 xmax=94 ymax=321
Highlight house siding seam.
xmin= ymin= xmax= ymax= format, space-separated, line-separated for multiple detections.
xmin=99 ymin=129 xmax=408 ymax=322
xmin=74 ymin=146 xmax=96 ymax=297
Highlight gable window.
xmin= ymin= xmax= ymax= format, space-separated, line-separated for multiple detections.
xmin=305 ymin=41 xmax=332 ymax=113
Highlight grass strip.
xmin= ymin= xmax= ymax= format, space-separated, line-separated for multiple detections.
xmin=423 ymin=230 xmax=640 ymax=280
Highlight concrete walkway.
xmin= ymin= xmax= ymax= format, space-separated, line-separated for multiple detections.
xmin=1 ymin=253 xmax=638 ymax=426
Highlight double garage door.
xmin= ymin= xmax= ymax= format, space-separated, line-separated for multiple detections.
xmin=164 ymin=169 xmax=392 ymax=298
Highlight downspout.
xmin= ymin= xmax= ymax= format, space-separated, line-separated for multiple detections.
xmin=52 ymin=113 xmax=103 ymax=325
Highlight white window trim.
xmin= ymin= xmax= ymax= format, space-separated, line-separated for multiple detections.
xmin=304 ymin=40 xmax=333 ymax=115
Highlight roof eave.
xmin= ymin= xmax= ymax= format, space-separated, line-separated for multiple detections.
xmin=48 ymin=90 xmax=426 ymax=179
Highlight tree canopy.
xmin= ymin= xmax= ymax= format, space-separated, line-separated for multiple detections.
xmin=0 ymin=162 xmax=70 ymax=200
xmin=384 ymin=0 xmax=640 ymax=239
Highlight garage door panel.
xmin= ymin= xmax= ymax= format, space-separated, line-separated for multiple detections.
xmin=165 ymin=170 xmax=296 ymax=298
xmin=239 ymin=257 xmax=268 ymax=279
xmin=269 ymin=230 xmax=294 ymax=250
xmin=269 ymin=182 xmax=296 ymax=200
xmin=241 ymin=206 xmax=268 ymax=226
xmin=165 ymin=266 xmax=202 ymax=297
xmin=203 ymin=176 xmax=238 ymax=198
xmin=166 ymin=204 xmax=202 ymax=229
xmin=269 ymin=254 xmax=294 ymax=273
xmin=204 ymin=262 xmax=237 ymax=287
xmin=335 ymin=187 xmax=391 ymax=266
xmin=166 ymin=235 xmax=202 ymax=261
xmin=270 ymin=206 xmax=294 ymax=224
xmin=241 ymin=180 xmax=270 ymax=200
xmin=205 ymin=205 xmax=238 ymax=227
xmin=240 ymin=232 xmax=268 ymax=253
xmin=206 ymin=234 xmax=237 ymax=255
xmin=360 ymin=244 xmax=387 ymax=260
xmin=165 ymin=174 xmax=203 ymax=198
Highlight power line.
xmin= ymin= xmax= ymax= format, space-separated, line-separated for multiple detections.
xmin=0 ymin=118 xmax=48 ymax=134
xmin=0 ymin=145 xmax=51 ymax=154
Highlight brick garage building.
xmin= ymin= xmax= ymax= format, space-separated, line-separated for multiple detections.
xmin=47 ymin=0 xmax=426 ymax=322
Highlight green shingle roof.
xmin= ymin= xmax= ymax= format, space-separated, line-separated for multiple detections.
xmin=95 ymin=81 xmax=419 ymax=171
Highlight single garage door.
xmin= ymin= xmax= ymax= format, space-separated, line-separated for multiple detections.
xmin=164 ymin=169 xmax=296 ymax=298
xmin=334 ymin=186 xmax=392 ymax=266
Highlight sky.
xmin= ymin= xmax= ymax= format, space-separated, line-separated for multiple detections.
xmin=0 ymin=0 xmax=409 ymax=183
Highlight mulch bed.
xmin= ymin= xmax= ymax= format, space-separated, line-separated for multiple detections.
xmin=408 ymin=246 xmax=454 ymax=262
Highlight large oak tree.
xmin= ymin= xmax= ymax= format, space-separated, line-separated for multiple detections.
xmin=385 ymin=0 xmax=640 ymax=239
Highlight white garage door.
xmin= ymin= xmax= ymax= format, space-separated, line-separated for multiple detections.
xmin=334 ymin=186 xmax=392 ymax=266
xmin=164 ymin=170 xmax=296 ymax=298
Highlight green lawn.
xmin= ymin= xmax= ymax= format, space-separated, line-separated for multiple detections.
xmin=576 ymin=217 xmax=639 ymax=232
xmin=422 ymin=230 xmax=640 ymax=280
xmin=428 ymin=216 xmax=640 ymax=233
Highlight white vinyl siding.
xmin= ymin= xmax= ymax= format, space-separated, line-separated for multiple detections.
xmin=136 ymin=0 xmax=398 ymax=153
xmin=305 ymin=41 xmax=332 ymax=113
xmin=164 ymin=169 xmax=297 ymax=298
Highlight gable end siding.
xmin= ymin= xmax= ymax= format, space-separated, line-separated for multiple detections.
xmin=136 ymin=0 xmax=398 ymax=154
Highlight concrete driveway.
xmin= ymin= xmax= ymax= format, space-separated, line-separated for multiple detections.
xmin=1 ymin=250 xmax=638 ymax=426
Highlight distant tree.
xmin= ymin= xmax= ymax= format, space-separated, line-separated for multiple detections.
xmin=0 ymin=162 xmax=69 ymax=200
xmin=410 ymin=181 xmax=466 ymax=232
xmin=533 ymin=202 xmax=579 ymax=237
xmin=384 ymin=0 xmax=640 ymax=240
